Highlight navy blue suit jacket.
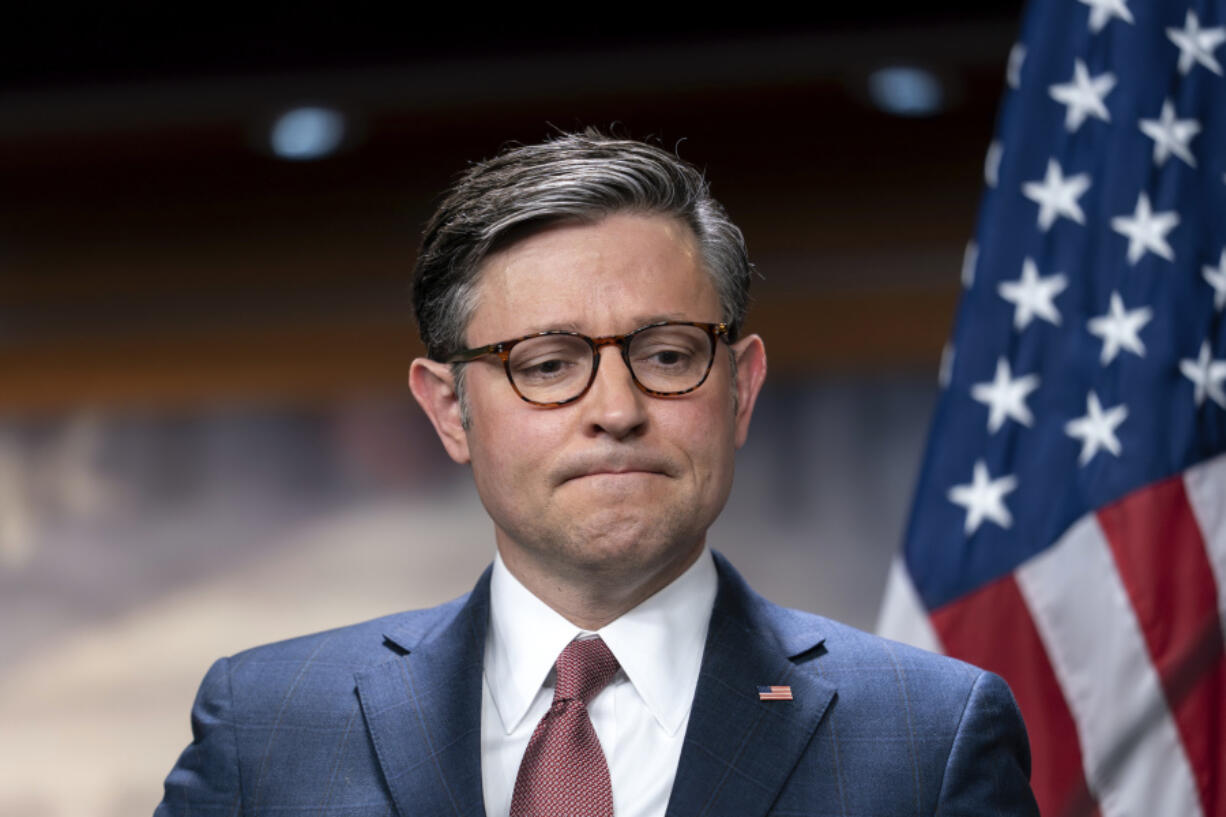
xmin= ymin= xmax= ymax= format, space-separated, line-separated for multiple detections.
xmin=156 ymin=553 xmax=1037 ymax=816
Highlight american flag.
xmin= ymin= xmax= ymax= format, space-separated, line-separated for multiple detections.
xmin=877 ymin=2 xmax=1226 ymax=816
xmin=757 ymin=685 xmax=793 ymax=701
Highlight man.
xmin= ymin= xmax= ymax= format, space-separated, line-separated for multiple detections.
xmin=157 ymin=131 xmax=1038 ymax=816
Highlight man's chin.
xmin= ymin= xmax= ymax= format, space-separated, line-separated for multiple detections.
xmin=496 ymin=500 xmax=704 ymax=577
xmin=561 ymin=517 xmax=700 ymax=573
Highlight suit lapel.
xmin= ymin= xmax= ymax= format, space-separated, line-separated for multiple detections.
xmin=667 ymin=554 xmax=837 ymax=817
xmin=355 ymin=571 xmax=491 ymax=817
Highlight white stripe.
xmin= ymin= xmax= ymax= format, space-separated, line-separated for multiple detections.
xmin=874 ymin=556 xmax=943 ymax=654
xmin=1016 ymin=513 xmax=1202 ymax=817
xmin=1183 ymin=450 xmax=1226 ymax=633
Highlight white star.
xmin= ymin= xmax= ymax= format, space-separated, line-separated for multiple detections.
xmin=1139 ymin=100 xmax=1201 ymax=167
xmin=1022 ymin=159 xmax=1091 ymax=230
xmin=1065 ymin=392 xmax=1128 ymax=466
xmin=985 ymin=140 xmax=1003 ymax=188
xmin=948 ymin=460 xmax=1018 ymax=535
xmin=1180 ymin=341 xmax=1226 ymax=408
xmin=1204 ymin=249 xmax=1226 ymax=311
xmin=1049 ymin=59 xmax=1116 ymax=131
xmin=998 ymin=258 xmax=1068 ymax=329
xmin=1079 ymin=0 xmax=1134 ymax=33
xmin=1087 ymin=291 xmax=1152 ymax=364
xmin=1167 ymin=10 xmax=1226 ymax=76
xmin=1111 ymin=193 xmax=1179 ymax=265
xmin=971 ymin=357 xmax=1041 ymax=433
xmin=1007 ymin=43 xmax=1026 ymax=89
xmin=962 ymin=241 xmax=978 ymax=288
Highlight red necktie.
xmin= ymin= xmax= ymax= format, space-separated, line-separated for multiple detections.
xmin=510 ymin=637 xmax=621 ymax=817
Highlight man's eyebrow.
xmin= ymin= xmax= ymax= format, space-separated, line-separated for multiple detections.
xmin=632 ymin=313 xmax=689 ymax=325
xmin=517 ymin=315 xmax=691 ymax=335
xmin=520 ymin=322 xmax=583 ymax=334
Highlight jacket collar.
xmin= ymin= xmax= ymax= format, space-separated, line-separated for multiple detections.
xmin=665 ymin=552 xmax=837 ymax=817
xmin=355 ymin=567 xmax=491 ymax=817
xmin=356 ymin=554 xmax=836 ymax=817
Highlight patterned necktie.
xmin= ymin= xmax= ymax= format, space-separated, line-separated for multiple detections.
xmin=510 ymin=637 xmax=621 ymax=817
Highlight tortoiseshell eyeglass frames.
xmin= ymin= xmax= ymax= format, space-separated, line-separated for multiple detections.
xmin=444 ymin=321 xmax=731 ymax=407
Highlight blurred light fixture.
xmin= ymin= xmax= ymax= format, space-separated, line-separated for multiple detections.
xmin=269 ymin=106 xmax=347 ymax=160
xmin=867 ymin=66 xmax=945 ymax=117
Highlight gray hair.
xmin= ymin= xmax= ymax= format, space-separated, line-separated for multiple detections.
xmin=411 ymin=129 xmax=754 ymax=363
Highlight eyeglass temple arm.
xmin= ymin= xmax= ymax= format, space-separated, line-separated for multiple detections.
xmin=444 ymin=343 xmax=505 ymax=364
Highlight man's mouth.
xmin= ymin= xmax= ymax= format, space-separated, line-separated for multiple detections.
xmin=557 ymin=455 xmax=672 ymax=484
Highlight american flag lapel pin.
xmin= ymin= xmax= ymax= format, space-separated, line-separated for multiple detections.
xmin=757 ymin=685 xmax=793 ymax=701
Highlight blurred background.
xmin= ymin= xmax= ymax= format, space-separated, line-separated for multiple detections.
xmin=1 ymin=8 xmax=1024 ymax=816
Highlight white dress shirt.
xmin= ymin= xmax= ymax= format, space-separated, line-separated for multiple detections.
xmin=481 ymin=548 xmax=717 ymax=817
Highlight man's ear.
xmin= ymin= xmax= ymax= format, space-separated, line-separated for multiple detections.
xmin=730 ymin=334 xmax=767 ymax=449
xmin=409 ymin=358 xmax=471 ymax=464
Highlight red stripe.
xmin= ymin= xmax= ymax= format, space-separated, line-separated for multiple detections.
xmin=1097 ymin=475 xmax=1226 ymax=817
xmin=933 ymin=573 xmax=1099 ymax=817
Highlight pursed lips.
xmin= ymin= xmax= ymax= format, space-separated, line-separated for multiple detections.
xmin=556 ymin=456 xmax=674 ymax=484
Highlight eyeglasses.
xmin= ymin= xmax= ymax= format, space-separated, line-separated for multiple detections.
xmin=445 ymin=321 xmax=731 ymax=407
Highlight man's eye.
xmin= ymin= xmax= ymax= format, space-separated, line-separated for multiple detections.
xmin=515 ymin=358 xmax=577 ymax=381
xmin=637 ymin=346 xmax=693 ymax=367
xmin=653 ymin=349 xmax=688 ymax=366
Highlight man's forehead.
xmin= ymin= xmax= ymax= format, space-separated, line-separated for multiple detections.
xmin=473 ymin=213 xmax=705 ymax=285
xmin=463 ymin=213 xmax=718 ymax=340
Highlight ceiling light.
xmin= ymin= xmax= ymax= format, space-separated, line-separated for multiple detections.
xmin=269 ymin=106 xmax=347 ymax=161
xmin=867 ymin=67 xmax=945 ymax=117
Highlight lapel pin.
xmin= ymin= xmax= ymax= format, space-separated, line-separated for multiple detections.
xmin=758 ymin=685 xmax=793 ymax=701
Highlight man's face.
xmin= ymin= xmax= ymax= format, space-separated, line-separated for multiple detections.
xmin=414 ymin=212 xmax=766 ymax=597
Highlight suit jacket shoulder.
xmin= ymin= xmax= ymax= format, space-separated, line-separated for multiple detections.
xmin=231 ymin=589 xmax=470 ymax=668
xmin=671 ymin=553 xmax=1038 ymax=816
xmin=762 ymin=594 xmax=993 ymax=727
xmin=155 ymin=585 xmax=484 ymax=817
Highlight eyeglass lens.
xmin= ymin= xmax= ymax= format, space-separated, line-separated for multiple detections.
xmin=507 ymin=324 xmax=714 ymax=404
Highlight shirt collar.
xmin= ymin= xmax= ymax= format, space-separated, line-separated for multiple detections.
xmin=484 ymin=548 xmax=717 ymax=736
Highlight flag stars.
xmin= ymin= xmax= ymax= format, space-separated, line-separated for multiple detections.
xmin=971 ymin=357 xmax=1040 ymax=433
xmin=1022 ymin=159 xmax=1091 ymax=230
xmin=1203 ymin=249 xmax=1226 ymax=311
xmin=1167 ymin=10 xmax=1226 ymax=76
xmin=999 ymin=258 xmax=1068 ymax=329
xmin=1139 ymin=100 xmax=1201 ymax=167
xmin=1065 ymin=392 xmax=1128 ymax=465
xmin=1087 ymin=291 xmax=1152 ymax=364
xmin=1179 ymin=341 xmax=1226 ymax=409
xmin=948 ymin=460 xmax=1018 ymax=535
xmin=1049 ymin=59 xmax=1116 ymax=131
xmin=1079 ymin=0 xmax=1134 ymax=33
xmin=1111 ymin=193 xmax=1179 ymax=264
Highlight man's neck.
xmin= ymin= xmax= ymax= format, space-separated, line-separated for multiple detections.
xmin=494 ymin=540 xmax=706 ymax=631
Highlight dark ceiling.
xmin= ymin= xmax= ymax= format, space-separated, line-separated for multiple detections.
xmin=2 ymin=8 xmax=1024 ymax=91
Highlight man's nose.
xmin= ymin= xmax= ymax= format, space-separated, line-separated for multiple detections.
xmin=580 ymin=345 xmax=649 ymax=439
